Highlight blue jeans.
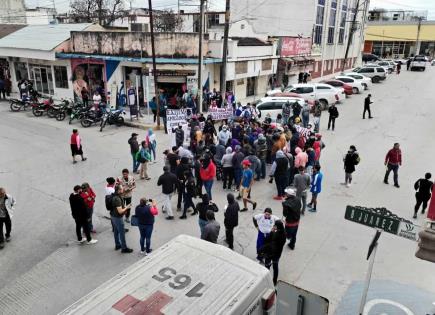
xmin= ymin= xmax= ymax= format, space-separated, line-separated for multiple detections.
xmin=384 ymin=163 xmax=399 ymax=185
xmin=199 ymin=218 xmax=208 ymax=235
xmin=132 ymin=153 xmax=140 ymax=173
xmin=138 ymin=224 xmax=153 ymax=252
xmin=256 ymin=231 xmax=269 ymax=259
xmin=149 ymin=145 xmax=156 ymax=161
xmin=203 ymin=180 xmax=213 ymax=200
xmin=111 ymin=216 xmax=127 ymax=249
xmin=302 ymin=113 xmax=309 ymax=128
xmin=260 ymin=159 xmax=266 ymax=179
xmin=234 ymin=167 xmax=242 ymax=188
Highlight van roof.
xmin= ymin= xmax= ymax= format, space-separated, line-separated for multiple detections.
xmin=60 ymin=235 xmax=271 ymax=315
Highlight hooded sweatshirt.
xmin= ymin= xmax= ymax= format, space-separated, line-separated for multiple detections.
xmin=294 ymin=147 xmax=308 ymax=168
xmin=221 ymin=147 xmax=234 ymax=168
xmin=270 ymin=150 xmax=288 ymax=177
xmin=224 ymin=194 xmax=239 ymax=228
xmin=218 ymin=128 xmax=231 ymax=146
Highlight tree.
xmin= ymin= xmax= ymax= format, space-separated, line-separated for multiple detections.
xmin=70 ymin=0 xmax=125 ymax=26
xmin=153 ymin=10 xmax=183 ymax=32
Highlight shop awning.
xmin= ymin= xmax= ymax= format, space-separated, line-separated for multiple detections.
xmin=291 ymin=56 xmax=306 ymax=62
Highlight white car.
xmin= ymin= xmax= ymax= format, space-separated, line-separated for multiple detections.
xmin=334 ymin=75 xmax=365 ymax=94
xmin=256 ymin=96 xmax=305 ymax=120
xmin=343 ymin=72 xmax=372 ymax=90
xmin=265 ymin=88 xmax=283 ymax=96
xmin=284 ymin=83 xmax=340 ymax=109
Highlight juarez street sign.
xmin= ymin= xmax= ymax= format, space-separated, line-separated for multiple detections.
xmin=345 ymin=206 xmax=401 ymax=235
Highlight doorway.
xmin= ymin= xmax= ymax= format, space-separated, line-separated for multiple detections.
xmin=30 ymin=65 xmax=54 ymax=95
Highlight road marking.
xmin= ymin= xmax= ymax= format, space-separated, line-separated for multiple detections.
xmin=364 ymin=298 xmax=414 ymax=315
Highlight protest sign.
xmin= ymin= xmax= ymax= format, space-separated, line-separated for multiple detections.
xmin=166 ymin=109 xmax=187 ymax=129
xmin=209 ymin=107 xmax=233 ymax=120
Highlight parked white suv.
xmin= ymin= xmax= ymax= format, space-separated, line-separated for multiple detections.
xmin=342 ymin=72 xmax=372 ymax=90
xmin=410 ymin=56 xmax=427 ymax=71
xmin=284 ymin=83 xmax=340 ymax=109
xmin=335 ymin=75 xmax=365 ymax=94
xmin=256 ymin=96 xmax=305 ymax=120
xmin=353 ymin=66 xmax=387 ymax=83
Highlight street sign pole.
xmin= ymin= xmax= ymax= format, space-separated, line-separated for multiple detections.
xmin=359 ymin=230 xmax=381 ymax=315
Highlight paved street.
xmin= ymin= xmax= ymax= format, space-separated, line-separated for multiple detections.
xmin=0 ymin=68 xmax=435 ymax=314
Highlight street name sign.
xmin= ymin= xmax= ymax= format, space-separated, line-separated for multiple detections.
xmin=345 ymin=206 xmax=419 ymax=241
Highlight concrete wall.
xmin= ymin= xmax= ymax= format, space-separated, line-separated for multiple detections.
xmin=231 ymin=0 xmax=316 ymax=37
xmin=0 ymin=0 xmax=26 ymax=24
xmin=25 ymin=8 xmax=56 ymax=25
xmin=71 ymin=32 xmax=207 ymax=59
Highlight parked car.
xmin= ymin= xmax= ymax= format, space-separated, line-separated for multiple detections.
xmin=353 ymin=66 xmax=387 ymax=83
xmin=320 ymin=79 xmax=353 ymax=96
xmin=431 ymin=59 xmax=435 ymax=66
xmin=362 ymin=53 xmax=380 ymax=63
xmin=256 ymin=96 xmax=305 ymax=120
xmin=284 ymin=83 xmax=340 ymax=109
xmin=342 ymin=72 xmax=372 ymax=90
xmin=377 ymin=61 xmax=395 ymax=74
xmin=410 ymin=55 xmax=427 ymax=71
xmin=334 ymin=76 xmax=365 ymax=94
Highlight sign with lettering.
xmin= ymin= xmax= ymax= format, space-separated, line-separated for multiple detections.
xmin=344 ymin=206 xmax=401 ymax=235
xmin=280 ymin=37 xmax=312 ymax=57
xmin=396 ymin=222 xmax=419 ymax=242
xmin=166 ymin=109 xmax=187 ymax=129
xmin=208 ymin=107 xmax=233 ymax=120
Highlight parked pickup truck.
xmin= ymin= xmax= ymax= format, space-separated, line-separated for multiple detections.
xmin=410 ymin=55 xmax=427 ymax=71
xmin=59 ymin=235 xmax=277 ymax=315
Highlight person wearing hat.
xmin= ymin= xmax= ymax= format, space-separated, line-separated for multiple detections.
xmin=128 ymin=133 xmax=140 ymax=173
xmin=282 ymin=188 xmax=302 ymax=250
xmin=343 ymin=145 xmax=360 ymax=187
xmin=239 ymin=159 xmax=257 ymax=211
xmin=253 ymin=208 xmax=279 ymax=263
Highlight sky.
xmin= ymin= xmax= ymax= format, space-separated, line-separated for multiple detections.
xmin=25 ymin=0 xmax=435 ymax=19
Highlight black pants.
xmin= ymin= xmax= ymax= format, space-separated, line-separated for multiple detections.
xmin=75 ymin=218 xmax=91 ymax=242
xmin=285 ymin=225 xmax=299 ymax=249
xmin=196 ymin=177 xmax=203 ymax=196
xmin=0 ymin=89 xmax=5 ymax=99
xmin=225 ymin=227 xmax=234 ymax=249
xmin=384 ymin=164 xmax=399 ymax=185
xmin=0 ymin=213 xmax=12 ymax=243
xmin=415 ymin=193 xmax=430 ymax=214
xmin=177 ymin=182 xmax=185 ymax=209
xmin=123 ymin=197 xmax=132 ymax=219
xmin=265 ymin=259 xmax=279 ymax=286
xmin=328 ymin=116 xmax=336 ymax=130
xmin=222 ymin=167 xmax=234 ymax=189
xmin=363 ymin=105 xmax=372 ymax=118
xmin=152 ymin=109 xmax=157 ymax=122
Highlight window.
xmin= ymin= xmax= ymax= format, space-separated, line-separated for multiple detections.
xmin=339 ymin=77 xmax=352 ymax=82
xmin=54 ymin=66 xmax=68 ymax=89
xmin=246 ymin=77 xmax=257 ymax=96
xmin=328 ymin=0 xmax=337 ymax=44
xmin=376 ymin=67 xmax=385 ymax=72
xmin=14 ymin=62 xmax=28 ymax=81
xmin=207 ymin=14 xmax=220 ymax=27
xmin=235 ymin=61 xmax=248 ymax=74
xmin=360 ymin=68 xmax=375 ymax=73
xmin=338 ymin=8 xmax=347 ymax=43
xmin=262 ymin=59 xmax=272 ymax=71
xmin=257 ymin=102 xmax=274 ymax=110
xmin=293 ymin=87 xmax=314 ymax=94
xmin=316 ymin=85 xmax=331 ymax=90
xmin=314 ymin=0 xmax=325 ymax=44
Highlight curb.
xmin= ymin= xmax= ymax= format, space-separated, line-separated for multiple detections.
xmin=124 ymin=120 xmax=164 ymax=131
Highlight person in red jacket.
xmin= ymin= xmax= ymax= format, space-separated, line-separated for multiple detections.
xmin=80 ymin=182 xmax=96 ymax=233
xmin=70 ymin=129 xmax=87 ymax=164
xmin=384 ymin=143 xmax=402 ymax=188
xmin=200 ymin=155 xmax=216 ymax=201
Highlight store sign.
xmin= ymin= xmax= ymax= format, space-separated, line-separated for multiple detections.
xmin=141 ymin=67 xmax=196 ymax=77
xmin=209 ymin=107 xmax=233 ymax=120
xmin=281 ymin=37 xmax=312 ymax=57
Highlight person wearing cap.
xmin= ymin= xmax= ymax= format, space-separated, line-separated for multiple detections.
xmin=253 ymin=208 xmax=279 ymax=263
xmin=307 ymin=165 xmax=323 ymax=212
xmin=343 ymin=145 xmax=360 ymax=187
xmin=282 ymin=188 xmax=302 ymax=250
xmin=128 ymin=133 xmax=140 ymax=173
xmin=239 ymin=160 xmax=257 ymax=211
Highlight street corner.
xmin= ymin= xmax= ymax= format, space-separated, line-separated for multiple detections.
xmin=334 ymin=279 xmax=435 ymax=315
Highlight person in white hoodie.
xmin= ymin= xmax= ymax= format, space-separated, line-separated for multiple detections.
xmin=0 ymin=187 xmax=16 ymax=249
xmin=217 ymin=125 xmax=232 ymax=146
xmin=221 ymin=147 xmax=234 ymax=190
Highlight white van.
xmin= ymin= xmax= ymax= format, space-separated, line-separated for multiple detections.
xmin=256 ymin=96 xmax=305 ymax=120
xmin=59 ymin=235 xmax=277 ymax=315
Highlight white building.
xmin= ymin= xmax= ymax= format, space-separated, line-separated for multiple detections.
xmin=0 ymin=0 xmax=27 ymax=24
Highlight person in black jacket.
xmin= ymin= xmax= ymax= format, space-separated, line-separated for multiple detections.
xmin=343 ymin=145 xmax=360 ymax=187
xmin=282 ymin=188 xmax=301 ymax=250
xmin=176 ymin=157 xmax=191 ymax=212
xmin=224 ymin=193 xmax=239 ymax=250
xmin=128 ymin=133 xmax=140 ymax=173
xmin=270 ymin=150 xmax=289 ymax=200
xmin=413 ymin=173 xmax=433 ymax=218
xmin=157 ymin=166 xmax=178 ymax=220
xmin=363 ymin=94 xmax=373 ymax=119
xmin=69 ymin=185 xmax=97 ymax=245
xmin=197 ymin=194 xmax=218 ymax=235
xmin=260 ymin=220 xmax=286 ymax=286
xmin=135 ymin=198 xmax=158 ymax=254
xmin=327 ymin=103 xmax=339 ymax=131
xmin=183 ymin=172 xmax=197 ymax=218
xmin=174 ymin=124 xmax=184 ymax=147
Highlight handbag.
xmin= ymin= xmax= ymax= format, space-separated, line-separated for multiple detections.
xmin=131 ymin=215 xmax=139 ymax=227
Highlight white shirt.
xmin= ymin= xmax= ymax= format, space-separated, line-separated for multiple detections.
xmin=254 ymin=213 xmax=279 ymax=234
xmin=105 ymin=186 xmax=115 ymax=196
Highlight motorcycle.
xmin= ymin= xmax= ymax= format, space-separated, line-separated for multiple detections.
xmin=80 ymin=105 xmax=105 ymax=128
xmin=31 ymin=97 xmax=54 ymax=117
xmin=10 ymin=97 xmax=31 ymax=112
xmin=47 ymin=99 xmax=71 ymax=119
xmin=99 ymin=108 xmax=125 ymax=132
xmin=69 ymin=103 xmax=90 ymax=124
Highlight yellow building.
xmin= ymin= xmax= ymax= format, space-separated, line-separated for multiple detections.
xmin=364 ymin=21 xmax=435 ymax=58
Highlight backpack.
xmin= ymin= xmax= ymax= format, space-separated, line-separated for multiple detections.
xmin=105 ymin=193 xmax=114 ymax=211
xmin=354 ymin=154 xmax=361 ymax=165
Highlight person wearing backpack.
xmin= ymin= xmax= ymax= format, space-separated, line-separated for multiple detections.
xmin=136 ymin=141 xmax=151 ymax=180
xmin=343 ymin=145 xmax=360 ymax=187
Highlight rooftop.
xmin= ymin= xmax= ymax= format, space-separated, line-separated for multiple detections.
xmin=0 ymin=24 xmax=26 ymax=40
xmin=231 ymin=37 xmax=272 ymax=46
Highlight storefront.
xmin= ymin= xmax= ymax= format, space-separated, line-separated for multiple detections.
xmin=71 ymin=58 xmax=106 ymax=102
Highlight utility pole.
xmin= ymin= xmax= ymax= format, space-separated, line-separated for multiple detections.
xmin=342 ymin=0 xmax=360 ymax=72
xmin=197 ymin=0 xmax=205 ymax=112
xmin=415 ymin=16 xmax=422 ymax=56
xmin=148 ymin=0 xmax=160 ymax=127
xmin=220 ymin=0 xmax=230 ymax=104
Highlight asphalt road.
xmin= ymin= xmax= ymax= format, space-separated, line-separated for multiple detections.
xmin=0 ymin=67 xmax=434 ymax=314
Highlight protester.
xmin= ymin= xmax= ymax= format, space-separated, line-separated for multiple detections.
xmin=137 ymin=141 xmax=151 ymax=180
xmin=200 ymin=155 xmax=216 ymax=201
xmin=254 ymin=134 xmax=268 ymax=179
xmin=232 ymin=145 xmax=245 ymax=191
xmin=253 ymin=208 xmax=279 ymax=264
xmin=128 ymin=133 xmax=140 ymax=173
xmin=221 ymin=147 xmax=234 ymax=190
xmin=312 ymin=101 xmax=322 ymax=132
xmin=363 ymin=94 xmax=373 ymax=119
xmin=117 ymin=169 xmax=136 ymax=223
xmin=282 ymin=188 xmax=302 ymax=250
xmin=384 ymin=143 xmax=402 ymax=188
xmin=183 ymin=171 xmax=197 ymax=218
xmin=218 ymin=125 xmax=232 ymax=146
xmin=166 ymin=146 xmax=180 ymax=174
xmin=260 ymin=220 xmax=286 ymax=286
xmin=197 ymin=194 xmax=219 ymax=234
xmin=110 ymin=185 xmax=133 ymax=253
xmin=307 ymin=165 xmax=323 ymax=212
xmin=146 ymin=129 xmax=157 ymax=163
xmin=293 ymin=166 xmax=310 ymax=215
xmin=175 ymin=124 xmax=185 ymax=148
xmin=69 ymin=185 xmax=98 ymax=245
xmin=80 ymin=182 xmax=96 ymax=233
xmin=327 ymin=103 xmax=339 ymax=131
xmin=201 ymin=210 xmax=221 ymax=243
xmin=0 ymin=188 xmax=16 ymax=249
xmin=70 ymin=129 xmax=87 ymax=164
xmin=270 ymin=150 xmax=289 ymax=200
xmin=224 ymin=193 xmax=239 ymax=250
xmin=135 ymin=198 xmax=158 ymax=254
xmin=239 ymin=160 xmax=257 ymax=211
xmin=343 ymin=145 xmax=360 ymax=187
xmin=157 ymin=166 xmax=178 ymax=220
xmin=413 ymin=173 xmax=433 ymax=218
xmin=176 ymin=157 xmax=191 ymax=212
